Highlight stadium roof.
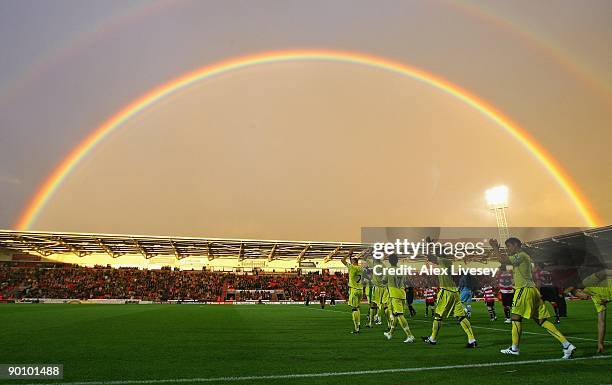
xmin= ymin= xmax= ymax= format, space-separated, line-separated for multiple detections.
xmin=523 ymin=225 xmax=612 ymax=267
xmin=1 ymin=226 xmax=610 ymax=265
xmin=0 ymin=230 xmax=371 ymax=262
xmin=525 ymin=225 xmax=612 ymax=247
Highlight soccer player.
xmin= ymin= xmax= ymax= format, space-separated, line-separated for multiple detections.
xmin=362 ymin=266 xmax=377 ymax=328
xmin=424 ymin=287 xmax=436 ymax=319
xmin=382 ymin=254 xmax=415 ymax=342
xmin=567 ymin=271 xmax=611 ymax=353
xmin=319 ymin=289 xmax=326 ymax=309
xmin=342 ymin=252 xmax=363 ymax=334
xmin=406 ymin=286 xmax=417 ymax=317
xmin=482 ymin=284 xmax=497 ymax=321
xmin=535 ymin=263 xmax=561 ymax=323
xmin=371 ymin=258 xmax=390 ymax=328
xmin=490 ymin=238 xmax=576 ymax=358
xmin=497 ymin=267 xmax=514 ymax=323
xmin=459 ymin=273 xmax=473 ymax=319
xmin=421 ymin=243 xmax=477 ymax=347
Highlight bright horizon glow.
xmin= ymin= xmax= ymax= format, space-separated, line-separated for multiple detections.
xmin=13 ymin=49 xmax=603 ymax=230
xmin=486 ymin=185 xmax=509 ymax=208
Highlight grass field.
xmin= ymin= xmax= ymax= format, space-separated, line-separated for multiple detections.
xmin=0 ymin=301 xmax=610 ymax=385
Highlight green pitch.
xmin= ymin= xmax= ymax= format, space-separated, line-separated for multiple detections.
xmin=0 ymin=301 xmax=609 ymax=385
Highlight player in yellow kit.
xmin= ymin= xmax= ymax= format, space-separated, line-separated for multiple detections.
xmin=490 ymin=238 xmax=576 ymax=358
xmin=421 ymin=244 xmax=477 ymax=348
xmin=567 ymin=270 xmax=611 ymax=353
xmin=382 ymin=254 xmax=415 ymax=343
xmin=371 ymin=258 xmax=390 ymax=329
xmin=342 ymin=252 xmax=363 ymax=334
xmin=362 ymin=267 xmax=376 ymax=328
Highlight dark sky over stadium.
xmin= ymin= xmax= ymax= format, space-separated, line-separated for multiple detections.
xmin=0 ymin=0 xmax=610 ymax=241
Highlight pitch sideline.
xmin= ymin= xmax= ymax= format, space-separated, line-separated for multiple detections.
xmin=24 ymin=355 xmax=611 ymax=385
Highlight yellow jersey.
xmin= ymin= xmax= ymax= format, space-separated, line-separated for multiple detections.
xmin=508 ymin=251 xmax=536 ymax=288
xmin=347 ymin=264 xmax=363 ymax=290
xmin=386 ymin=270 xmax=406 ymax=299
xmin=436 ymin=256 xmax=457 ymax=291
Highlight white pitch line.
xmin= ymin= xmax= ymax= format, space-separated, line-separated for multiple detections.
xmin=464 ymin=323 xmax=611 ymax=343
xmin=305 ymin=306 xmax=611 ymax=343
xmin=22 ymin=355 xmax=612 ymax=385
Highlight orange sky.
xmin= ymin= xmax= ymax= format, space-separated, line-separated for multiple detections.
xmin=1 ymin=0 xmax=610 ymax=241
xmin=33 ymin=62 xmax=603 ymax=241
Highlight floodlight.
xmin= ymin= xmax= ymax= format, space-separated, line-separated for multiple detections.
xmin=485 ymin=185 xmax=509 ymax=207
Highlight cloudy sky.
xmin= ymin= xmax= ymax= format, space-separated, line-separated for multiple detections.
xmin=0 ymin=0 xmax=610 ymax=241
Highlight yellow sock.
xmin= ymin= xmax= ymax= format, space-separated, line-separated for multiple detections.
xmin=389 ymin=314 xmax=398 ymax=334
xmin=385 ymin=307 xmax=392 ymax=329
xmin=398 ymin=315 xmax=413 ymax=337
xmin=512 ymin=320 xmax=522 ymax=346
xmin=541 ymin=320 xmax=568 ymax=344
xmin=369 ymin=307 xmax=376 ymax=325
xmin=431 ymin=319 xmax=441 ymax=340
xmin=460 ymin=318 xmax=475 ymax=341
xmin=352 ymin=309 xmax=360 ymax=330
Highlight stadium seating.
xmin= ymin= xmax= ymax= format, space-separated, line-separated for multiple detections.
xmin=0 ymin=264 xmax=348 ymax=301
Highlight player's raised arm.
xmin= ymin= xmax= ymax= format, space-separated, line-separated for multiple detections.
xmin=568 ymin=288 xmax=590 ymax=300
xmin=341 ymin=250 xmax=353 ymax=267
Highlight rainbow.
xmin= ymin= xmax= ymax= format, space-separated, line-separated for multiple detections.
xmin=445 ymin=0 xmax=612 ymax=105
xmin=0 ymin=0 xmax=180 ymax=107
xmin=15 ymin=49 xmax=603 ymax=229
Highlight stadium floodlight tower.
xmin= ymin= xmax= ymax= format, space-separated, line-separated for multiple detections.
xmin=486 ymin=185 xmax=510 ymax=244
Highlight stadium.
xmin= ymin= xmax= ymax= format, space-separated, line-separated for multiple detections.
xmin=1 ymin=1 xmax=611 ymax=384
xmin=1 ymin=227 xmax=611 ymax=384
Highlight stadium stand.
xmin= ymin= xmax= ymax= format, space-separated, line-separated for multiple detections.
xmin=0 ymin=262 xmax=502 ymax=302
xmin=0 ymin=264 xmax=348 ymax=302
xmin=1 ymin=227 xmax=609 ymax=303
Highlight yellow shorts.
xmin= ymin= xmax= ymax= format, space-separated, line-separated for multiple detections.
xmin=591 ymin=295 xmax=608 ymax=313
xmin=512 ymin=287 xmax=551 ymax=320
xmin=373 ymin=287 xmax=389 ymax=307
xmin=390 ymin=297 xmax=405 ymax=315
xmin=348 ymin=288 xmax=363 ymax=308
xmin=585 ymin=285 xmax=611 ymax=313
xmin=434 ymin=289 xmax=466 ymax=318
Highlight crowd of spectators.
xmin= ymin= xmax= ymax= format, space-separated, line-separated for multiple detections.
xmin=0 ymin=264 xmax=346 ymax=302
xmin=0 ymin=262 xmax=500 ymax=302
